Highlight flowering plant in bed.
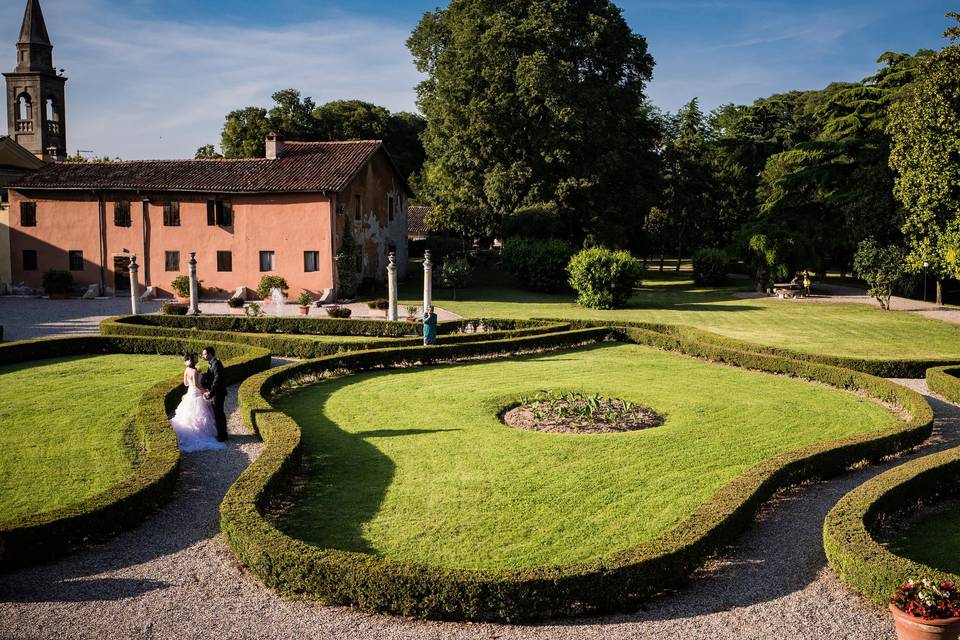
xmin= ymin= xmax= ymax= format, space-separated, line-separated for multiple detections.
xmin=889 ymin=579 xmax=960 ymax=640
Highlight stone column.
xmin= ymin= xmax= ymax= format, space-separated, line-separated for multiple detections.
xmin=129 ymin=255 xmax=141 ymax=315
xmin=188 ymin=252 xmax=200 ymax=315
xmin=387 ymin=252 xmax=398 ymax=322
xmin=422 ymin=250 xmax=433 ymax=313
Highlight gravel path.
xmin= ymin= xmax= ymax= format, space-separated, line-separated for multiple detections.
xmin=1 ymin=380 xmax=958 ymax=640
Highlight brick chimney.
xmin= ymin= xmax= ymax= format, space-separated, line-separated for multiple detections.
xmin=266 ymin=131 xmax=284 ymax=159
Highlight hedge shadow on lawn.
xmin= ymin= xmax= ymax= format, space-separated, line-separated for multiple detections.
xmin=221 ymin=325 xmax=933 ymax=622
xmin=0 ymin=335 xmax=271 ymax=570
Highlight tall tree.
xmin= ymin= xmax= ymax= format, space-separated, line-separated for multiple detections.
xmin=221 ymin=106 xmax=271 ymax=158
xmin=889 ymin=14 xmax=960 ymax=305
xmin=408 ymin=0 xmax=658 ymax=245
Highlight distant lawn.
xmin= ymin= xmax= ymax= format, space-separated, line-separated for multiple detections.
xmin=0 ymin=354 xmax=183 ymax=524
xmin=399 ymin=268 xmax=960 ymax=360
xmin=276 ymin=342 xmax=897 ymax=570
xmin=891 ymin=499 xmax=960 ymax=574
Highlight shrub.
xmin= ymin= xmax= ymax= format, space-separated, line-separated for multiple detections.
xmin=227 ymin=296 xmax=245 ymax=309
xmin=367 ymin=298 xmax=389 ymax=311
xmin=501 ymin=237 xmax=573 ymax=292
xmin=854 ymin=237 xmax=906 ymax=310
xmin=336 ymin=224 xmax=361 ymax=299
xmin=296 ymin=291 xmax=312 ymax=307
xmin=325 ymin=305 xmax=352 ymax=319
xmin=567 ymin=248 xmax=642 ymax=309
xmin=439 ymin=258 xmax=473 ymax=300
xmin=245 ymin=303 xmax=264 ymax=317
xmin=170 ymin=275 xmax=191 ymax=298
xmin=42 ymin=269 xmax=73 ymax=295
xmin=692 ymin=248 xmax=729 ymax=286
xmin=501 ymin=202 xmax=568 ymax=240
xmin=161 ymin=302 xmax=188 ymax=315
xmin=256 ymin=275 xmax=289 ymax=300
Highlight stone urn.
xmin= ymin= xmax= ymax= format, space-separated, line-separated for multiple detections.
xmin=891 ymin=604 xmax=960 ymax=640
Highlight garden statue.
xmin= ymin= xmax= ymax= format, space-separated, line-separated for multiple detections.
xmin=188 ymin=252 xmax=200 ymax=315
xmin=129 ymin=255 xmax=141 ymax=315
xmin=423 ymin=250 xmax=433 ymax=312
xmin=388 ymin=252 xmax=399 ymax=321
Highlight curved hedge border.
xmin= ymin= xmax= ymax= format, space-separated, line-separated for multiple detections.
xmin=0 ymin=335 xmax=271 ymax=570
xmin=927 ymin=366 xmax=960 ymax=404
xmin=101 ymin=315 xmax=569 ymax=359
xmin=221 ymin=325 xmax=933 ymax=622
xmin=823 ymin=447 xmax=960 ymax=605
xmin=537 ymin=317 xmax=960 ymax=378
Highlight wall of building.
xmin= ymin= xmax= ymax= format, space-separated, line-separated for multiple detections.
xmin=335 ymin=148 xmax=410 ymax=284
xmin=0 ymin=202 xmax=10 ymax=285
xmin=8 ymin=189 xmax=336 ymax=298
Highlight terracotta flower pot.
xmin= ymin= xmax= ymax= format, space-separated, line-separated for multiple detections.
xmin=890 ymin=604 xmax=960 ymax=640
xmin=299 ymin=306 xmax=310 ymax=316
xmin=175 ymin=295 xmax=190 ymax=304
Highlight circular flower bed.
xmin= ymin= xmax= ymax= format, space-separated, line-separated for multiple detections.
xmin=503 ymin=390 xmax=664 ymax=434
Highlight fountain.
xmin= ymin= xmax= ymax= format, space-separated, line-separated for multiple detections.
xmin=269 ymin=287 xmax=287 ymax=317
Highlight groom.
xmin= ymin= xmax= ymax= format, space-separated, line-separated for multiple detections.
xmin=201 ymin=346 xmax=228 ymax=442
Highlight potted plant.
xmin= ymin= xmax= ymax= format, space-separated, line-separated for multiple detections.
xmin=405 ymin=305 xmax=421 ymax=323
xmin=889 ymin=579 xmax=960 ymax=640
xmin=297 ymin=291 xmax=312 ymax=316
xmin=256 ymin=275 xmax=289 ymax=303
xmin=42 ymin=269 xmax=74 ymax=299
xmin=227 ymin=296 xmax=245 ymax=309
xmin=171 ymin=275 xmax=191 ymax=303
xmin=367 ymin=298 xmax=389 ymax=317
xmin=325 ymin=305 xmax=352 ymax=318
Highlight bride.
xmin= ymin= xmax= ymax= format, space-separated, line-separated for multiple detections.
xmin=170 ymin=353 xmax=226 ymax=452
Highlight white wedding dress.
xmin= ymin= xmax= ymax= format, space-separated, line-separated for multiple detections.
xmin=170 ymin=366 xmax=225 ymax=452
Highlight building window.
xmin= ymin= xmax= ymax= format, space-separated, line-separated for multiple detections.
xmin=20 ymin=202 xmax=36 ymax=226
xmin=163 ymin=202 xmax=180 ymax=226
xmin=1 ymin=191 xmax=9 ymax=209
xmin=207 ymin=199 xmax=233 ymax=226
xmin=68 ymin=250 xmax=84 ymax=271
xmin=304 ymin=251 xmax=319 ymax=273
xmin=114 ymin=201 xmax=131 ymax=227
xmin=165 ymin=251 xmax=180 ymax=272
xmin=217 ymin=251 xmax=232 ymax=272
xmin=388 ymin=195 xmax=395 ymax=222
xmin=23 ymin=249 xmax=37 ymax=271
xmin=259 ymin=251 xmax=275 ymax=272
xmin=354 ymin=194 xmax=361 ymax=221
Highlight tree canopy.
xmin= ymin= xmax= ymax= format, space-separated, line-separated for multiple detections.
xmin=408 ymin=0 xmax=659 ymax=246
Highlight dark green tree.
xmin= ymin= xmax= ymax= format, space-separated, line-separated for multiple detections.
xmin=195 ymin=144 xmax=222 ymax=159
xmin=889 ymin=14 xmax=960 ymax=305
xmin=221 ymin=106 xmax=271 ymax=158
xmin=408 ymin=0 xmax=658 ymax=246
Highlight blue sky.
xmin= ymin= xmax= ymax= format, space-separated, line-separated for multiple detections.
xmin=1 ymin=0 xmax=954 ymax=159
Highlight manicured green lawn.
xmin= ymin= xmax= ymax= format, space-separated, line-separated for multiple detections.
xmin=891 ymin=500 xmax=960 ymax=574
xmin=399 ymin=269 xmax=960 ymax=360
xmin=0 ymin=354 xmax=183 ymax=524
xmin=277 ymin=342 xmax=898 ymax=570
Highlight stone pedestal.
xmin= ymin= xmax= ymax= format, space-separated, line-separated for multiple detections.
xmin=423 ymin=250 xmax=433 ymax=313
xmin=188 ymin=252 xmax=200 ymax=315
xmin=387 ymin=252 xmax=398 ymax=322
xmin=129 ymin=256 xmax=141 ymax=315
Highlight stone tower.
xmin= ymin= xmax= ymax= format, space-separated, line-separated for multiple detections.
xmin=4 ymin=0 xmax=67 ymax=161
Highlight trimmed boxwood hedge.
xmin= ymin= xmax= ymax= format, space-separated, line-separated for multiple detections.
xmin=823 ymin=446 xmax=960 ymax=606
xmin=927 ymin=366 xmax=960 ymax=405
xmin=220 ymin=324 xmax=932 ymax=622
xmin=100 ymin=315 xmax=570 ymax=359
xmin=536 ymin=317 xmax=960 ymax=378
xmin=0 ymin=335 xmax=271 ymax=570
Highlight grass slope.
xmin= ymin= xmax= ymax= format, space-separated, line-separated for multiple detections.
xmin=0 ymin=354 xmax=183 ymax=523
xmin=400 ymin=269 xmax=960 ymax=360
xmin=277 ymin=343 xmax=897 ymax=570
xmin=891 ymin=499 xmax=960 ymax=574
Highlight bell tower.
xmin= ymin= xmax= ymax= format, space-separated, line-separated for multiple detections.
xmin=4 ymin=0 xmax=67 ymax=161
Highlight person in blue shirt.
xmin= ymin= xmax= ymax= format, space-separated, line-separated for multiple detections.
xmin=423 ymin=305 xmax=438 ymax=345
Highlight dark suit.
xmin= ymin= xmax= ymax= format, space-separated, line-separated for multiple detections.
xmin=204 ymin=358 xmax=228 ymax=441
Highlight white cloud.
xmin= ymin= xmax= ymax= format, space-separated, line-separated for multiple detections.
xmin=1 ymin=0 xmax=423 ymax=159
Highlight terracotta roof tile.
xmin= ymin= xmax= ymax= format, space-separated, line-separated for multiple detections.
xmin=11 ymin=140 xmax=390 ymax=194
